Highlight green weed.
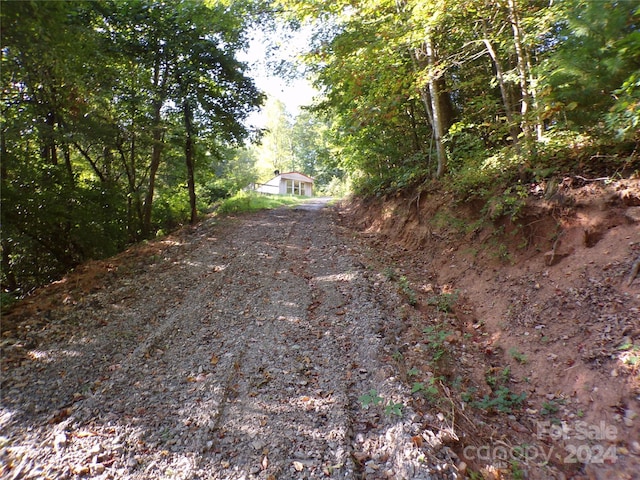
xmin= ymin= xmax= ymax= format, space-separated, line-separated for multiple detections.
xmin=384 ymin=401 xmax=403 ymax=416
xmin=398 ymin=275 xmax=417 ymax=306
xmin=359 ymin=389 xmax=384 ymax=409
xmin=541 ymin=400 xmax=560 ymax=416
xmin=473 ymin=386 xmax=526 ymax=413
xmin=427 ymin=291 xmax=459 ymax=313
xmin=383 ymin=267 xmax=397 ymax=281
xmin=509 ymin=348 xmax=528 ymax=365
xmin=422 ymin=325 xmax=452 ymax=362
xmin=359 ymin=389 xmax=404 ymax=417
xmin=411 ymin=377 xmax=440 ymax=402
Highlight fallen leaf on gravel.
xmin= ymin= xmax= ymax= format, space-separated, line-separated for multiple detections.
xmin=412 ymin=435 xmax=423 ymax=447
xmin=72 ymin=431 xmax=101 ymax=438
xmin=48 ymin=407 xmax=73 ymax=424
xmin=210 ymin=354 xmax=219 ymax=365
xmin=352 ymin=452 xmax=368 ymax=464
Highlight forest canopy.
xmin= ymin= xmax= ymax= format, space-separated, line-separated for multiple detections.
xmin=2 ymin=0 xmax=639 ymax=294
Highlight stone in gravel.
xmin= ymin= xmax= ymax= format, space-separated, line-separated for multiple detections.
xmin=53 ymin=432 xmax=67 ymax=451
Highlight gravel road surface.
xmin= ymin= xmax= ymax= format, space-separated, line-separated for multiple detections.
xmin=1 ymin=202 xmax=460 ymax=479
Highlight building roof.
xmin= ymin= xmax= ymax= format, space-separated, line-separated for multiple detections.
xmin=279 ymin=171 xmax=314 ymax=182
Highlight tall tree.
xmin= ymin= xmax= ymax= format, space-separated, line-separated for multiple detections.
xmin=1 ymin=0 xmax=266 ymax=292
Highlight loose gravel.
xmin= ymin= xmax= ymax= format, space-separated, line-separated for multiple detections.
xmin=1 ymin=200 xmax=460 ymax=479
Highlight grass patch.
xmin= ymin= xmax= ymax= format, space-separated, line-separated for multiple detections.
xmin=217 ymin=191 xmax=310 ymax=214
xmin=509 ymin=347 xmax=528 ymax=365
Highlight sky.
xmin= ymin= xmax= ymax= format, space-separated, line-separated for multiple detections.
xmin=239 ymin=25 xmax=318 ymax=127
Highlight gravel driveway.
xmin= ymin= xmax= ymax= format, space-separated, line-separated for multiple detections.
xmin=1 ymin=202 xmax=459 ymax=479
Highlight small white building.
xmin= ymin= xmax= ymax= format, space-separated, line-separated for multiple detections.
xmin=255 ymin=171 xmax=314 ymax=197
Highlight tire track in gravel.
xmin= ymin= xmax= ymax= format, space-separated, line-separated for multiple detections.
xmin=1 ymin=201 xmax=459 ymax=480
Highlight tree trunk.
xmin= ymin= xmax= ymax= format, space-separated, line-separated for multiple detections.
xmin=483 ymin=37 xmax=519 ymax=142
xmin=142 ymin=101 xmax=163 ymax=237
xmin=183 ymin=99 xmax=197 ymax=225
xmin=524 ymin=44 xmax=543 ymax=140
xmin=42 ymin=110 xmax=58 ymax=164
xmin=0 ymin=130 xmax=17 ymax=291
xmin=425 ymin=36 xmax=448 ymax=178
xmin=62 ymin=142 xmax=75 ymax=187
xmin=507 ymin=0 xmax=532 ymax=142
xmin=141 ymin=59 xmax=169 ymax=238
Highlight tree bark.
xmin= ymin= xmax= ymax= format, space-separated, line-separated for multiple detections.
xmin=483 ymin=37 xmax=519 ymax=142
xmin=0 ymin=130 xmax=17 ymax=291
xmin=425 ymin=36 xmax=448 ymax=178
xmin=141 ymin=59 xmax=169 ymax=238
xmin=507 ymin=0 xmax=532 ymax=141
xmin=183 ymin=99 xmax=197 ymax=225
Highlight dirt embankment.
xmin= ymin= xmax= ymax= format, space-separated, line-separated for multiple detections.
xmin=337 ymin=177 xmax=640 ymax=479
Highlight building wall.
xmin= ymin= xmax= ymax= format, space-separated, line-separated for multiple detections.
xmin=255 ymin=173 xmax=314 ymax=197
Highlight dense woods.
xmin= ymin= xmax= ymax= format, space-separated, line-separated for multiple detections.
xmin=285 ymin=0 xmax=639 ymax=196
xmin=1 ymin=0 xmax=266 ymax=292
xmin=2 ymin=0 xmax=639 ymax=295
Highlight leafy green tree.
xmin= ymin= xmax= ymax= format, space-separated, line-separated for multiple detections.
xmin=276 ymin=0 xmax=638 ymax=197
xmin=1 ymin=1 xmax=127 ymax=290
xmin=1 ymin=0 xmax=268 ymax=293
xmin=254 ymin=98 xmax=295 ymax=179
xmin=539 ymin=0 xmax=640 ymax=129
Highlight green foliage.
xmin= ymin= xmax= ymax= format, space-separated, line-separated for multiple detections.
xmin=0 ymin=0 xmax=266 ymax=292
xmin=484 ymin=184 xmax=529 ymax=222
xmin=358 ymin=389 xmax=403 ymax=417
xmin=422 ymin=325 xmax=452 ymax=363
xmin=383 ymin=267 xmax=397 ymax=281
xmin=541 ymin=400 xmax=560 ymax=416
xmin=384 ymin=401 xmax=403 ymax=417
xmin=538 ymin=0 xmax=640 ymax=128
xmin=278 ymin=0 xmax=639 ymax=208
xmin=359 ymin=389 xmax=384 ymax=409
xmin=217 ymin=191 xmax=308 ymax=215
xmin=606 ymin=71 xmax=640 ymax=141
xmin=398 ymin=276 xmax=417 ymax=306
xmin=1 ymin=291 xmax=19 ymax=312
xmin=427 ymin=291 xmax=459 ymax=313
xmin=411 ymin=377 xmax=440 ymax=402
xmin=472 ymin=386 xmax=527 ymax=414
xmin=467 ymin=365 xmax=526 ymax=414
xmin=509 ymin=348 xmax=528 ymax=365
xmin=319 ymin=175 xmax=351 ymax=198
